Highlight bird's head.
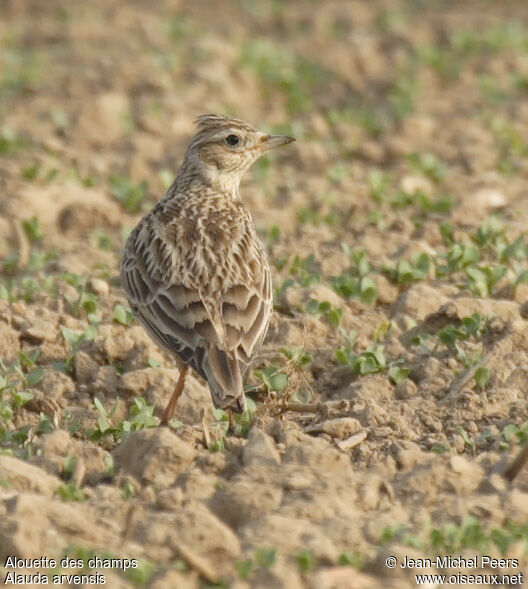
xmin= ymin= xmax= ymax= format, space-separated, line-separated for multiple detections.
xmin=179 ymin=114 xmax=295 ymax=192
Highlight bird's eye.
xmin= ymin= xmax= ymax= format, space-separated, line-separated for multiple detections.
xmin=225 ymin=134 xmax=240 ymax=146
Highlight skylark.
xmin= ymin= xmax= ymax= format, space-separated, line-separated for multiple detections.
xmin=121 ymin=114 xmax=294 ymax=424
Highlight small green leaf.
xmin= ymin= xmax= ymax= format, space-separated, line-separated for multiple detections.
xmin=18 ymin=349 xmax=39 ymax=368
xmin=13 ymin=390 xmax=34 ymax=408
xmin=372 ymin=345 xmax=386 ymax=367
xmin=63 ymin=455 xmax=77 ymax=480
xmin=122 ymin=480 xmax=136 ymax=500
xmin=83 ymin=324 xmax=98 ymax=341
xmin=235 ymin=559 xmax=254 ymax=580
xmin=338 ymin=551 xmax=365 ymax=569
xmin=475 ymin=366 xmax=491 ymax=388
xmin=256 ymin=548 xmax=276 ymax=569
xmin=93 ymin=397 xmax=108 ymax=416
xmin=37 ymin=414 xmax=53 ymax=434
xmin=269 ymin=372 xmax=288 ymax=391
xmin=214 ymin=408 xmax=229 ymax=421
xmin=430 ymin=444 xmax=450 ymax=454
xmin=255 ymin=366 xmax=289 ymax=392
xmin=296 ymin=549 xmax=315 ymax=573
xmin=327 ymin=307 xmax=343 ymax=326
xmin=80 ymin=291 xmax=99 ymax=314
xmin=306 ymin=299 xmax=320 ymax=314
xmin=56 ymin=482 xmax=85 ymax=502
xmin=0 ymin=400 xmax=13 ymax=422
xmin=389 ymin=364 xmax=411 ymax=384
xmin=335 ymin=349 xmax=352 ymax=365
xmin=97 ymin=414 xmax=111 ymax=433
xmin=61 ymin=326 xmax=80 ymax=347
xmin=245 ymin=396 xmax=257 ymax=414
xmin=25 ymin=367 xmax=44 ymax=387
xmin=113 ymin=304 xmax=134 ymax=326
xmin=22 ymin=216 xmax=44 ymax=242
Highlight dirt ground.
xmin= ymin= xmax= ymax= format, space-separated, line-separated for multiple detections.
xmin=1 ymin=0 xmax=528 ymax=587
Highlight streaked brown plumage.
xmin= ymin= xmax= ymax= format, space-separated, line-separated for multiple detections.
xmin=121 ymin=114 xmax=294 ymax=422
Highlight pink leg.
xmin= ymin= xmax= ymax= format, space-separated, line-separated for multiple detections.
xmin=161 ymin=365 xmax=189 ymax=426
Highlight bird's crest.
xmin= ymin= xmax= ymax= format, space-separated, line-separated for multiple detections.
xmin=194 ymin=114 xmax=257 ymax=134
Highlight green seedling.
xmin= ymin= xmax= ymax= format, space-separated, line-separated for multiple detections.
xmin=255 ymin=547 xmax=277 ymax=569
xmin=254 ymin=366 xmax=288 ymax=393
xmin=109 ymin=175 xmax=149 ymax=213
xmin=279 ymin=346 xmax=313 ymax=370
xmin=113 ymin=303 xmax=134 ymax=326
xmin=306 ymin=298 xmax=343 ymax=326
xmin=385 ymin=253 xmax=432 ymax=285
xmin=56 ymin=482 xmax=85 ymax=502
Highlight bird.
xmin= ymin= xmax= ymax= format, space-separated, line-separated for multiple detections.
xmin=120 ymin=114 xmax=295 ymax=426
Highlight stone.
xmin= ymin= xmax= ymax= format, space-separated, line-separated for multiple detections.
xmin=391 ymin=283 xmax=450 ymax=321
xmin=252 ymin=564 xmax=303 ymax=589
xmin=0 ymin=319 xmax=20 ymax=363
xmin=149 ymin=570 xmax=198 ymax=589
xmin=283 ymin=436 xmax=352 ymax=474
xmin=446 ymin=455 xmax=484 ymax=493
xmin=97 ymin=325 xmax=157 ymax=365
xmin=133 ymin=501 xmax=240 ymax=573
xmin=176 ymin=469 xmax=220 ymax=501
xmin=0 ymin=456 xmax=61 ymax=498
xmin=471 ymin=188 xmax=507 ymax=210
xmin=38 ymin=369 xmax=75 ymax=400
xmin=310 ymin=567 xmax=378 ymax=589
xmin=243 ymin=428 xmax=281 ymax=466
xmin=373 ymin=274 xmax=399 ymax=305
xmin=0 ymin=493 xmax=117 ymax=561
xmin=113 ymin=428 xmax=196 ymax=488
xmin=210 ymin=472 xmax=283 ymax=529
xmin=394 ymin=379 xmax=418 ymax=399
xmin=240 ymin=514 xmax=339 ymax=562
xmin=19 ymin=318 xmax=58 ymax=343
xmin=400 ymin=175 xmax=433 ymax=196
xmin=31 ymin=430 xmax=111 ymax=485
xmin=309 ymin=284 xmax=347 ymax=312
xmin=514 ymin=284 xmax=528 ymax=305
xmin=156 ymin=487 xmax=185 ymax=511
xmin=174 ymin=376 xmax=214 ymax=424
xmin=88 ymin=277 xmax=110 ymax=297
xmin=74 ymin=350 xmax=100 ymax=384
xmin=320 ymin=417 xmax=362 ymax=439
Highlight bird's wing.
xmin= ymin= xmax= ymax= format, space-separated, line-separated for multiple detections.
xmin=121 ymin=218 xmax=211 ymax=377
xmin=219 ymin=246 xmax=273 ymax=370
xmin=120 ymin=211 xmax=272 ymax=410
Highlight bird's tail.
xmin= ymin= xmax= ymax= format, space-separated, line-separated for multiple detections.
xmin=204 ymin=346 xmax=247 ymax=413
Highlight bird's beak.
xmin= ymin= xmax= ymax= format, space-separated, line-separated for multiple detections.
xmin=260 ymin=134 xmax=295 ymax=151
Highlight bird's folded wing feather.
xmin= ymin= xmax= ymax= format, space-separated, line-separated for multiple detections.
xmin=120 ymin=219 xmax=272 ymax=404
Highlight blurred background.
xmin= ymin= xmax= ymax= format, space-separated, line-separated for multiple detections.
xmin=1 ymin=1 xmax=528 ymax=588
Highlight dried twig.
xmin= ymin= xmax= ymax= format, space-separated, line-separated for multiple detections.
xmin=335 ymin=430 xmax=367 ymax=451
xmin=440 ymin=351 xmax=493 ymax=405
xmin=201 ymin=410 xmax=211 ymax=449
xmin=280 ymin=402 xmax=322 ymax=413
xmin=72 ymin=456 xmax=86 ymax=488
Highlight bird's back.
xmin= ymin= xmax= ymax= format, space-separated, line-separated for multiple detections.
xmin=121 ymin=188 xmax=272 ymax=411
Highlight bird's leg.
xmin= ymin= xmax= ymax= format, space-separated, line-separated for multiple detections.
xmin=201 ymin=409 xmax=211 ymax=449
xmin=161 ymin=364 xmax=189 ymax=426
xmin=226 ymin=407 xmax=237 ymax=434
